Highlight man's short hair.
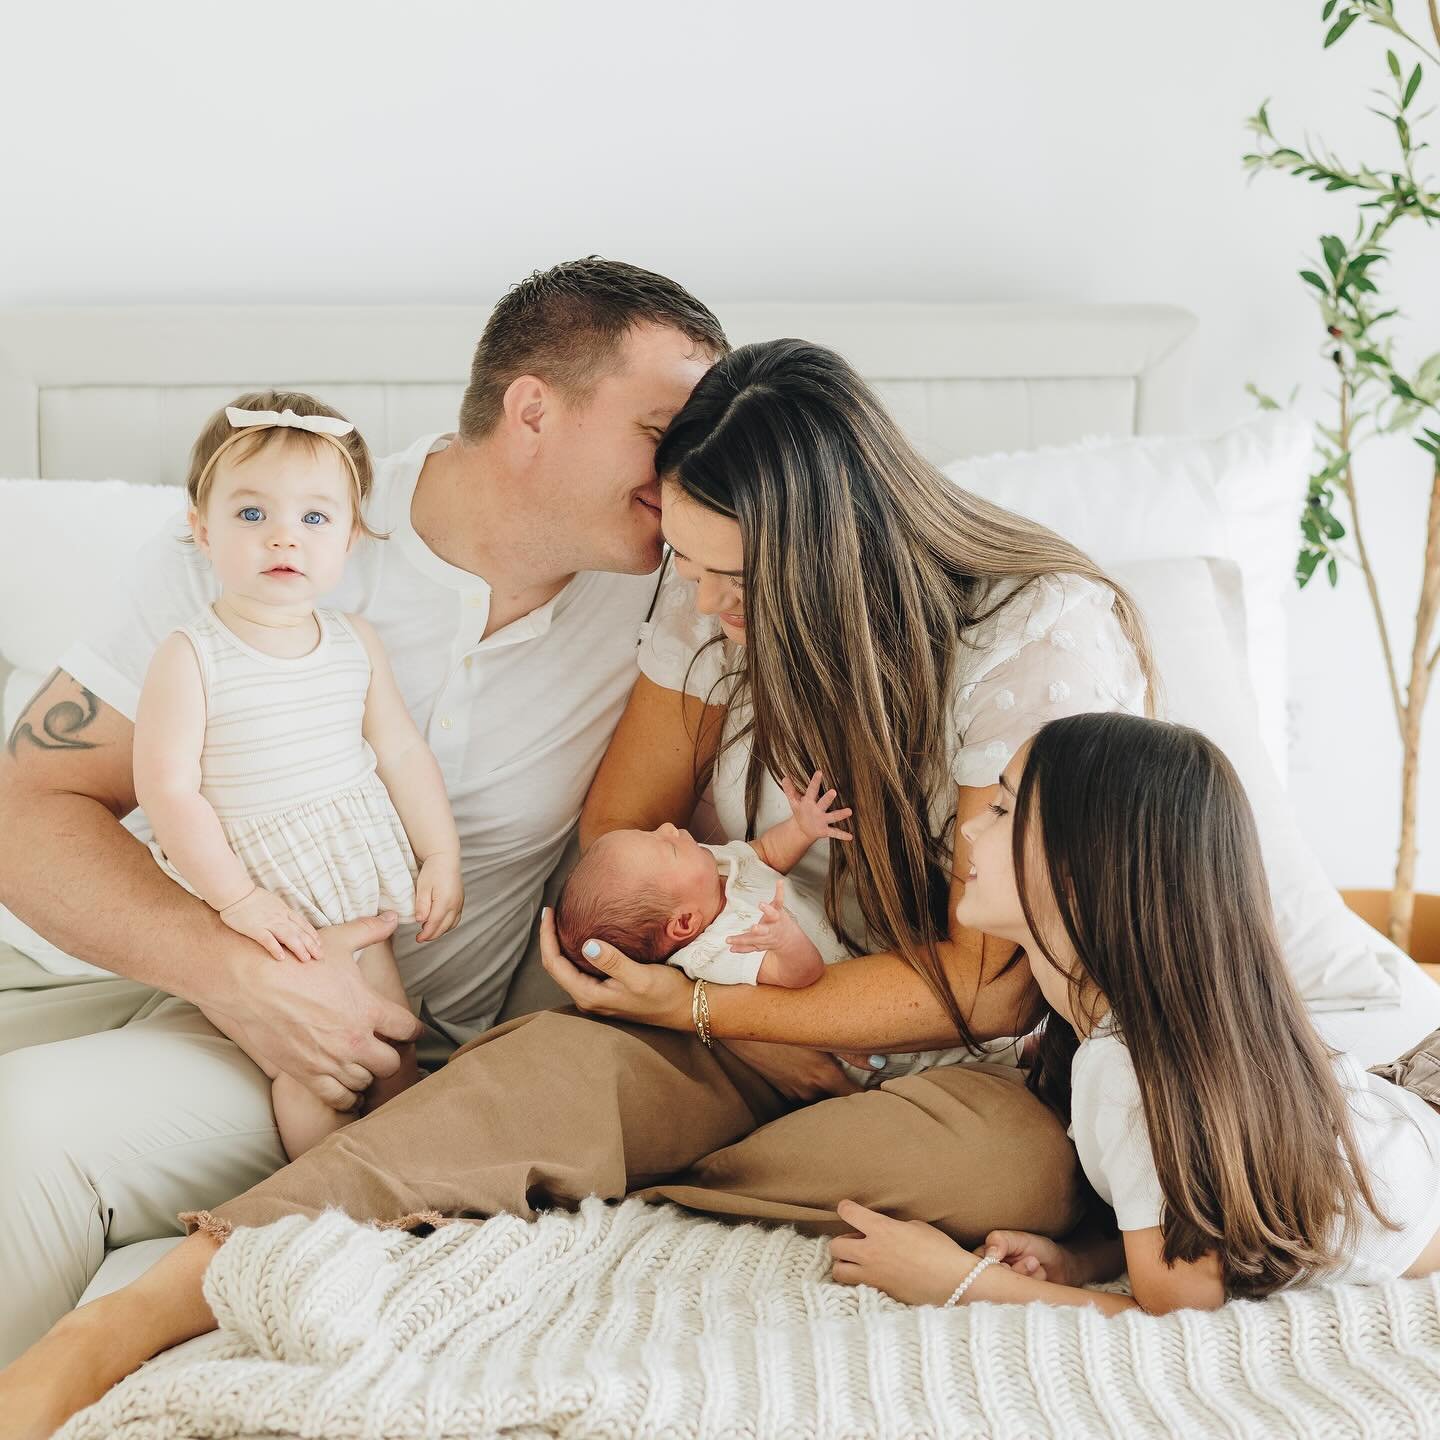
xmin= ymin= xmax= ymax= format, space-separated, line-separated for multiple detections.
xmin=458 ymin=257 xmax=729 ymax=439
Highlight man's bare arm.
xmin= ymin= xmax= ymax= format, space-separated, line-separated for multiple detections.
xmin=0 ymin=669 xmax=420 ymax=1106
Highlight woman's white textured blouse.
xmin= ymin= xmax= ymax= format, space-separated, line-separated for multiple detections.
xmin=638 ymin=566 xmax=1148 ymax=792
xmin=636 ymin=564 xmax=1148 ymax=1084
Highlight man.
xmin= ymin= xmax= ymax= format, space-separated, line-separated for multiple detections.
xmin=0 ymin=258 xmax=727 ymax=1360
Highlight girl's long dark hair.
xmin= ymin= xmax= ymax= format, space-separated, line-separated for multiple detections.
xmin=654 ymin=339 xmax=1156 ymax=1048
xmin=1018 ymin=712 xmax=1393 ymax=1297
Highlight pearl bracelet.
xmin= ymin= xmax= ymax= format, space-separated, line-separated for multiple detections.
xmin=942 ymin=1255 xmax=998 ymax=1308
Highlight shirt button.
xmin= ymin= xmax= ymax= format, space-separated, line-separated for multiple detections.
xmin=439 ymin=716 xmax=453 ymax=730
xmin=464 ymin=656 xmax=473 ymax=668
xmin=467 ymin=595 xmax=485 ymax=607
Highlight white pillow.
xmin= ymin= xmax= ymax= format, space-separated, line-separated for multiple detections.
xmin=1112 ymin=556 xmax=1400 ymax=1012
xmin=0 ymin=478 xmax=184 ymax=978
xmin=944 ymin=415 xmax=1309 ymax=781
xmin=0 ymin=478 xmax=184 ymax=733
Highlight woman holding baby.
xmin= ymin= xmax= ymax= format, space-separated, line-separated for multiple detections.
xmin=2 ymin=338 xmax=1155 ymax=1430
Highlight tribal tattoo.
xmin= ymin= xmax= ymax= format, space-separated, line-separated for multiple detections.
xmin=6 ymin=669 xmax=102 ymax=756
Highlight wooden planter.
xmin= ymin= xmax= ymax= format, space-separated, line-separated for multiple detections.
xmin=1342 ymin=890 xmax=1440 ymax=972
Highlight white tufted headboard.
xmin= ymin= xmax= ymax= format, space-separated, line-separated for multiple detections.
xmin=0 ymin=303 xmax=1196 ymax=484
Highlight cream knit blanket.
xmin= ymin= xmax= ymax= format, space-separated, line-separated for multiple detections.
xmin=59 ymin=1198 xmax=1440 ymax=1440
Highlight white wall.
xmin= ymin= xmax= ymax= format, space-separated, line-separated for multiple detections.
xmin=5 ymin=0 xmax=1440 ymax=890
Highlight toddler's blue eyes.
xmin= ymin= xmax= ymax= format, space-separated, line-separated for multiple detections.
xmin=234 ymin=507 xmax=328 ymax=525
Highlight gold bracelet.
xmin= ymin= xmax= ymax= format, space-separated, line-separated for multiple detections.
xmin=692 ymin=978 xmax=713 ymax=1048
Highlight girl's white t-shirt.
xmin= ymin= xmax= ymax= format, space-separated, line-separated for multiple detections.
xmin=1070 ymin=1017 xmax=1440 ymax=1286
xmin=636 ymin=563 xmax=1148 ymax=1079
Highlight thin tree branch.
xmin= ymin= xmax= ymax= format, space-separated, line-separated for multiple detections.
xmin=1341 ymin=376 xmax=1407 ymax=735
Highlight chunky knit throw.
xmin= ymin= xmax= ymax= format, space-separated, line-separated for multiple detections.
xmin=59 ymin=1198 xmax=1440 ymax=1440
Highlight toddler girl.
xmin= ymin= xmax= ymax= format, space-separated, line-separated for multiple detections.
xmin=831 ymin=712 xmax=1440 ymax=1314
xmin=555 ymin=771 xmax=853 ymax=989
xmin=133 ymin=392 xmax=463 ymax=1159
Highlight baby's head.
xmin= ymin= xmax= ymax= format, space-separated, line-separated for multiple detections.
xmin=555 ymin=825 xmax=723 ymax=965
xmin=185 ymin=390 xmax=381 ymax=600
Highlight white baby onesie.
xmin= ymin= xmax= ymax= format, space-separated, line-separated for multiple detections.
xmin=668 ymin=840 xmax=844 ymax=986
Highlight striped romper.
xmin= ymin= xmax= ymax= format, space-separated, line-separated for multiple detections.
xmin=150 ymin=605 xmax=418 ymax=926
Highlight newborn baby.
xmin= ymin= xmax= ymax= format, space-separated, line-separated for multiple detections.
xmin=555 ymin=772 xmax=852 ymax=988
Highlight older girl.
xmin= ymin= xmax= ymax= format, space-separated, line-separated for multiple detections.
xmin=832 ymin=714 xmax=1440 ymax=1315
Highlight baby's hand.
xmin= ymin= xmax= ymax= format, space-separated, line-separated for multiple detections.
xmin=783 ymin=771 xmax=854 ymax=844
xmin=218 ymin=886 xmax=320 ymax=964
xmin=416 ymin=851 xmax=464 ymax=942
xmin=727 ymin=878 xmax=806 ymax=955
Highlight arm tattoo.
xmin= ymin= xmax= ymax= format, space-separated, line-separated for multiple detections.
xmin=6 ymin=669 xmax=103 ymax=756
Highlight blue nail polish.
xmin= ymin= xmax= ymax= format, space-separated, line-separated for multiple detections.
xmin=868 ymin=1055 xmax=886 ymax=1070
xmin=583 ymin=940 xmax=602 ymax=960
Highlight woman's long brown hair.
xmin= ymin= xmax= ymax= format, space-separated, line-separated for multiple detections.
xmin=654 ymin=339 xmax=1156 ymax=1048
xmin=1017 ymin=712 xmax=1395 ymax=1297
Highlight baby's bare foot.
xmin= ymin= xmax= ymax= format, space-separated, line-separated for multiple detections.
xmin=0 ymin=1307 xmax=116 ymax=1438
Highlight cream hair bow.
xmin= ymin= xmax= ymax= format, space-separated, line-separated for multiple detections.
xmin=225 ymin=405 xmax=355 ymax=438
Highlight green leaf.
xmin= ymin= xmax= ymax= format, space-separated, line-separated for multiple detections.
xmin=1397 ymin=116 xmax=1412 ymax=149
xmin=1321 ymin=235 xmax=1347 ymax=275
xmin=1392 ymin=374 xmax=1419 ymax=400
xmin=1405 ymin=65 xmax=1423 ymax=107
xmin=1323 ymin=0 xmax=1338 ymax=17
xmin=1301 ymin=514 xmax=1323 ymax=544
xmin=1327 ymin=556 xmax=1339 ymax=586
xmin=1321 ymin=512 xmax=1347 ymax=540
xmin=1297 ymin=549 xmax=1323 ymax=587
xmin=1389 ymin=49 xmax=1403 ymax=79
xmin=1354 ymin=348 xmax=1389 ymax=365
xmin=1417 ymin=437 xmax=1440 ymax=459
xmin=1325 ymin=10 xmax=1359 ymax=45
xmin=1300 ymin=269 xmax=1330 ymax=291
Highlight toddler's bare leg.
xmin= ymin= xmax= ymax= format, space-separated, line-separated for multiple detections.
xmin=273 ymin=1070 xmax=355 ymax=1160
xmin=358 ymin=938 xmax=420 ymax=1114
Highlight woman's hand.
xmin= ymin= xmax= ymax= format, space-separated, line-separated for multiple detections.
xmin=218 ymin=885 xmax=320 ymax=964
xmin=830 ymin=1199 xmax=976 ymax=1306
xmin=721 ymin=1038 xmax=862 ymax=1101
xmin=538 ymin=906 xmax=693 ymax=1027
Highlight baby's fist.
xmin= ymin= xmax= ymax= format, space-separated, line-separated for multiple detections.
xmin=416 ymin=852 xmax=464 ymax=942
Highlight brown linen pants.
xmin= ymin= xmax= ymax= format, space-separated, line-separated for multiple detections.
xmin=196 ymin=1010 xmax=1083 ymax=1246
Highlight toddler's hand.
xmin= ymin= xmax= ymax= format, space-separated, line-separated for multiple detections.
xmin=782 ymin=771 xmax=854 ymax=844
xmin=416 ymin=851 xmax=464 ymax=941
xmin=219 ymin=886 xmax=320 ymax=964
xmin=728 ymin=878 xmax=806 ymax=955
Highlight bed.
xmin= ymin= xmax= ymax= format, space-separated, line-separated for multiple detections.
xmin=2 ymin=301 xmax=1438 ymax=1439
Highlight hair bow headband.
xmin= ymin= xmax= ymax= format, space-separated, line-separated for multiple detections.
xmin=225 ymin=405 xmax=355 ymax=438
xmin=190 ymin=403 xmax=362 ymax=509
